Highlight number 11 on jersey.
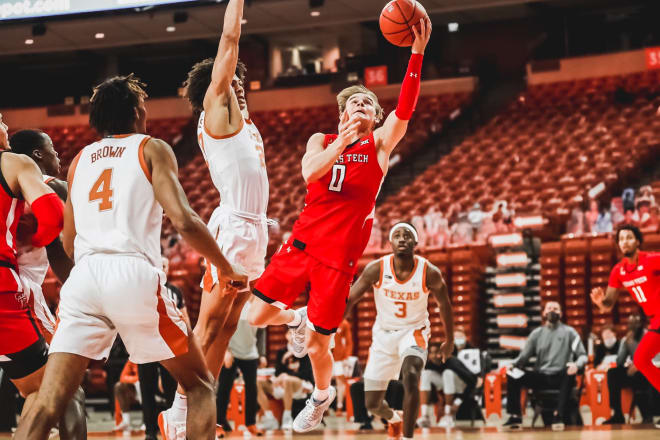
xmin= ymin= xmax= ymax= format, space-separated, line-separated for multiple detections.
xmin=329 ymin=164 xmax=346 ymax=192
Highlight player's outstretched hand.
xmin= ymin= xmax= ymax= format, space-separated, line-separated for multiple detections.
xmin=590 ymin=287 xmax=605 ymax=310
xmin=439 ymin=339 xmax=454 ymax=362
xmin=0 ymin=114 xmax=9 ymax=150
xmin=411 ymin=17 xmax=432 ymax=55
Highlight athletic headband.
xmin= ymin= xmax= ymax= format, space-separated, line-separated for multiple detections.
xmin=389 ymin=222 xmax=418 ymax=243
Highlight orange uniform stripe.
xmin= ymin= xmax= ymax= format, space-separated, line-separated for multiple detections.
xmin=204 ymin=118 xmax=244 ymax=140
xmin=413 ymin=328 xmax=427 ymax=349
xmin=155 ymin=281 xmax=188 ymax=357
xmin=66 ymin=151 xmax=83 ymax=192
xmin=374 ymin=258 xmax=385 ymax=288
xmin=138 ymin=136 xmax=153 ymax=183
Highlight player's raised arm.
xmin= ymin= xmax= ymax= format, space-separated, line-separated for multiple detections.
xmin=204 ymin=0 xmax=244 ymax=108
xmin=426 ymin=262 xmax=454 ymax=361
xmin=144 ymin=137 xmax=246 ymax=285
xmin=343 ymin=259 xmax=381 ymax=319
xmin=374 ymin=17 xmax=432 ymax=154
xmin=590 ymin=286 xmax=621 ymax=312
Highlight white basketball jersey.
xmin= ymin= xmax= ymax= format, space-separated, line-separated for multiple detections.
xmin=70 ymin=134 xmax=162 ymax=267
xmin=197 ymin=112 xmax=269 ymax=216
xmin=17 ymin=175 xmax=55 ymax=285
xmin=373 ymin=254 xmax=430 ymax=331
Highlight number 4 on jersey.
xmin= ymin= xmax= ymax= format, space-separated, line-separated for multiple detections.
xmin=89 ymin=168 xmax=114 ymax=211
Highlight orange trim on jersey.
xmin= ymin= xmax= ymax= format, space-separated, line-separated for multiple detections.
xmin=245 ymin=118 xmax=253 ymax=125
xmin=44 ymin=176 xmax=55 ymax=185
xmin=67 ymin=151 xmax=83 ymax=192
xmin=374 ymin=258 xmax=385 ymax=288
xmin=413 ymin=328 xmax=427 ymax=349
xmin=109 ymin=134 xmax=135 ymax=139
xmin=155 ymin=280 xmax=188 ymax=357
xmin=204 ymin=118 xmax=244 ymax=140
xmin=422 ymin=261 xmax=429 ymax=294
xmin=390 ymin=255 xmax=419 ymax=285
xmin=138 ymin=136 xmax=152 ymax=183
xmin=202 ymin=260 xmax=215 ymax=293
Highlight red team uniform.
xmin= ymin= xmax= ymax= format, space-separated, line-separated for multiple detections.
xmin=254 ymin=132 xmax=383 ymax=334
xmin=608 ymin=250 xmax=660 ymax=392
xmin=0 ymin=151 xmax=48 ymax=378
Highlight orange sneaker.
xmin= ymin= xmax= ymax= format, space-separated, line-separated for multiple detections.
xmin=215 ymin=425 xmax=226 ymax=439
xmin=246 ymin=425 xmax=264 ymax=436
xmin=387 ymin=420 xmax=403 ymax=440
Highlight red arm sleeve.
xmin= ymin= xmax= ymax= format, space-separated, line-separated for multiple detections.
xmin=30 ymin=193 xmax=64 ymax=247
xmin=394 ymin=53 xmax=423 ymax=121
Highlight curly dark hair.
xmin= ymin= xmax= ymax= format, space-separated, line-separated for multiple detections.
xmin=615 ymin=223 xmax=643 ymax=246
xmin=89 ymin=73 xmax=147 ymax=136
xmin=183 ymin=58 xmax=247 ymax=113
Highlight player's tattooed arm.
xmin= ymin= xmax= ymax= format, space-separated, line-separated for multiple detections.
xmin=427 ymin=262 xmax=454 ymax=361
xmin=343 ymin=259 xmax=381 ymax=320
xmin=205 ymin=0 xmax=243 ymax=107
xmin=590 ymin=286 xmax=621 ymax=312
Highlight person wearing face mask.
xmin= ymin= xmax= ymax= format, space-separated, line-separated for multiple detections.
xmin=417 ymin=330 xmax=481 ymax=428
xmin=603 ymin=312 xmax=654 ymax=424
xmin=594 ymin=325 xmax=621 ymax=371
xmin=501 ymin=301 xmax=587 ymax=431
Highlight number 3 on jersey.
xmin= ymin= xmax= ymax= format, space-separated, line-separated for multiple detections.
xmin=89 ymin=168 xmax=114 ymax=211
xmin=329 ymin=164 xmax=346 ymax=192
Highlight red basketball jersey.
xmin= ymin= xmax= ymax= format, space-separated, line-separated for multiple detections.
xmin=608 ymin=251 xmax=660 ymax=325
xmin=290 ymin=133 xmax=384 ymax=274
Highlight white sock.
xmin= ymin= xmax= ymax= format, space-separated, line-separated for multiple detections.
xmin=444 ymin=404 xmax=451 ymax=415
xmin=264 ymin=410 xmax=274 ymax=419
xmin=421 ymin=404 xmax=430 ymax=417
xmin=121 ymin=412 xmax=131 ymax=424
xmin=171 ymin=392 xmax=188 ymax=422
xmin=288 ymin=310 xmax=302 ymax=327
xmin=312 ymin=387 xmax=329 ymax=402
xmin=403 ymin=437 xmax=414 ymax=440
xmin=388 ymin=411 xmax=401 ymax=423
xmin=283 ymin=410 xmax=292 ymax=420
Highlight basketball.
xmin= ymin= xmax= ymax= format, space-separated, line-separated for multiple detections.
xmin=379 ymin=0 xmax=428 ymax=47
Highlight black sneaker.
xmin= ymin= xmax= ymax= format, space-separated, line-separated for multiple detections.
xmin=358 ymin=421 xmax=374 ymax=431
xmin=501 ymin=416 xmax=523 ymax=431
xmin=603 ymin=414 xmax=625 ymax=425
xmin=218 ymin=419 xmax=233 ymax=432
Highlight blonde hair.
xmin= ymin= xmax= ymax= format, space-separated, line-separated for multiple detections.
xmin=336 ymin=85 xmax=384 ymax=122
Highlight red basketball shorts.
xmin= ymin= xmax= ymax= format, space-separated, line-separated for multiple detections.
xmin=0 ymin=293 xmax=42 ymax=356
xmin=253 ymin=242 xmax=352 ymax=334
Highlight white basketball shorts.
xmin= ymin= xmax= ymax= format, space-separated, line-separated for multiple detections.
xmin=50 ymin=254 xmax=188 ymax=364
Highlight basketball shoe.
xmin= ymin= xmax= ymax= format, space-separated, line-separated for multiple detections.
xmin=292 ymin=386 xmax=336 ymax=432
xmin=289 ymin=307 xmax=308 ymax=358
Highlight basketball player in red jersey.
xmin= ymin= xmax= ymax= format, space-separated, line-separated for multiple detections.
xmin=592 ymin=224 xmax=660 ymax=428
xmin=249 ymin=18 xmax=432 ymax=432
xmin=0 ymin=117 xmax=70 ymax=431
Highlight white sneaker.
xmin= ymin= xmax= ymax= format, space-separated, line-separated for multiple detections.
xmin=281 ymin=414 xmax=293 ymax=431
xmin=158 ymin=409 xmax=186 ymax=440
xmin=437 ymin=415 xmax=455 ymax=428
xmin=289 ymin=307 xmax=308 ymax=358
xmin=114 ymin=419 xmax=129 ymax=432
xmin=258 ymin=415 xmax=279 ymax=431
xmin=417 ymin=415 xmax=433 ymax=428
xmin=292 ymin=386 xmax=336 ymax=433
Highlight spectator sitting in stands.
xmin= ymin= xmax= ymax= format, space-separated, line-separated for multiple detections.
xmin=623 ymin=208 xmax=637 ymax=227
xmin=468 ymin=203 xmax=485 ymax=233
xmin=451 ymin=213 xmax=473 ymax=245
xmin=475 ymin=216 xmax=496 ymax=244
xmin=257 ymin=330 xmax=314 ymax=431
xmin=622 ymin=188 xmax=635 ymax=213
xmin=594 ymin=201 xmax=613 ymax=234
xmin=585 ymin=200 xmax=600 ymax=233
xmin=637 ymin=198 xmax=659 ymax=233
xmin=593 ymin=324 xmax=620 ymax=371
xmin=502 ymin=301 xmax=588 ymax=431
xmin=425 ymin=207 xmax=449 ymax=248
xmin=610 ymin=199 xmax=624 ymax=226
xmin=603 ymin=313 xmax=654 ymax=424
xmin=566 ymin=203 xmax=586 ymax=235
xmin=521 ymin=229 xmax=541 ymax=264
xmin=411 ymin=209 xmax=428 ymax=248
xmin=417 ymin=330 xmax=482 ymax=428
xmin=638 ymin=185 xmax=656 ymax=207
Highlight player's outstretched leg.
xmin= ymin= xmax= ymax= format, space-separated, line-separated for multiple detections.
xmin=400 ymin=355 xmax=424 ymax=439
xmin=58 ymin=387 xmax=87 ymax=440
xmin=160 ymin=329 xmax=216 ymax=440
xmin=14 ymin=353 xmax=90 ymax=440
xmin=292 ymin=329 xmax=336 ymax=432
xmin=365 ymin=388 xmax=402 ymax=439
xmin=249 ymin=301 xmax=308 ymax=357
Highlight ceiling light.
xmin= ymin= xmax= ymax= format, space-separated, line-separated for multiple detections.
xmin=25 ymin=38 xmax=34 ymax=45
xmin=241 ymin=18 xmax=247 ymax=24
xmin=448 ymin=22 xmax=459 ymax=32
xmin=95 ymin=32 xmax=105 ymax=39
xmin=310 ymin=10 xmax=320 ymax=17
xmin=166 ymin=25 xmax=176 ymax=32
